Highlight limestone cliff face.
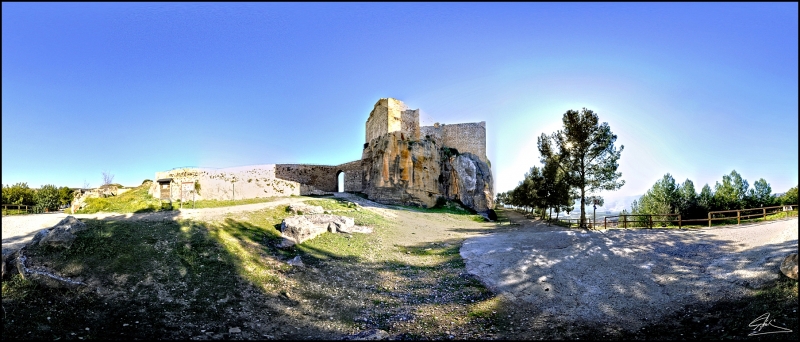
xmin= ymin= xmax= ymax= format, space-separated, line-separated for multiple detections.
xmin=361 ymin=131 xmax=494 ymax=213
xmin=362 ymin=131 xmax=441 ymax=208
xmin=439 ymin=152 xmax=494 ymax=213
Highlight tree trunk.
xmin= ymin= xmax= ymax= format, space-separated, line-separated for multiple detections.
xmin=580 ymin=187 xmax=586 ymax=228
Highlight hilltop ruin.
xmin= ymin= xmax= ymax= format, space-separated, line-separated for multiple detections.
xmin=150 ymin=98 xmax=494 ymax=213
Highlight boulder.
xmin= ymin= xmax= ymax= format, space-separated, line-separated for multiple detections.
xmin=780 ymin=253 xmax=798 ymax=280
xmin=286 ymin=255 xmax=304 ymax=267
xmin=2 ymin=248 xmax=18 ymax=279
xmin=279 ymin=214 xmax=361 ymax=246
xmin=38 ymin=216 xmax=88 ymax=249
xmin=343 ymin=329 xmax=389 ymax=340
xmin=440 ymin=152 xmax=494 ymax=214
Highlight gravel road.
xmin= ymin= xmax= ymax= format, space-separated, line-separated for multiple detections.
xmin=460 ymin=214 xmax=798 ymax=330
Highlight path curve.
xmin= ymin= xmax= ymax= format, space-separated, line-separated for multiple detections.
xmin=460 ymin=211 xmax=798 ymax=330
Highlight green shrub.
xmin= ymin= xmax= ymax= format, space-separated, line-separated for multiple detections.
xmin=33 ymin=184 xmax=60 ymax=212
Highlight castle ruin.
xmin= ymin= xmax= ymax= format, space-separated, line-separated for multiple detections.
xmin=150 ymin=98 xmax=494 ymax=213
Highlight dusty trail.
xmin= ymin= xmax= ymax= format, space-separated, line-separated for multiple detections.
xmin=460 ymin=209 xmax=798 ymax=330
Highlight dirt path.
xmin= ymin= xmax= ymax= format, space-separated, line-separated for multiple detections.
xmin=460 ymin=209 xmax=798 ymax=330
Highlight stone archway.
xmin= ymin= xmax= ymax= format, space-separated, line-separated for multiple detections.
xmin=336 ymin=170 xmax=345 ymax=192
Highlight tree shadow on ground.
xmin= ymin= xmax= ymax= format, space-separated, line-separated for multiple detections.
xmin=459 ymin=209 xmax=798 ymax=339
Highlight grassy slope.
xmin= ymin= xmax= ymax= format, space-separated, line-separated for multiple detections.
xmin=76 ymin=182 xmax=279 ymax=214
xmin=2 ymin=203 xmax=797 ymax=340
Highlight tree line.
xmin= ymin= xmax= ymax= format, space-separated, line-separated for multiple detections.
xmin=2 ymin=183 xmax=75 ymax=213
xmin=627 ymin=170 xmax=798 ymax=221
xmin=495 ymin=108 xmax=625 ymax=227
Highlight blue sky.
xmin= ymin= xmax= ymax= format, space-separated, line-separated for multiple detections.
xmin=3 ymin=2 xmax=797 ymax=205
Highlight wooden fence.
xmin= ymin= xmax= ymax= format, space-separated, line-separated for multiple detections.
xmin=2 ymin=204 xmax=32 ymax=215
xmin=551 ymin=204 xmax=797 ymax=229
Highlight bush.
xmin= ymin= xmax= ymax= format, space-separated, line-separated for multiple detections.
xmin=3 ymin=183 xmax=35 ymax=205
xmin=433 ymin=196 xmax=447 ymax=209
xmin=33 ymin=184 xmax=60 ymax=212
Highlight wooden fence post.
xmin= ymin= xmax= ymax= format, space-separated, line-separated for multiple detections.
xmin=623 ymin=215 xmax=626 ymax=229
xmin=708 ymin=212 xmax=711 ymax=227
xmin=604 ymin=217 xmax=607 ymax=229
xmin=737 ymin=210 xmax=740 ymax=225
xmin=678 ymin=215 xmax=681 ymax=229
xmin=649 ymin=215 xmax=652 ymax=229
xmin=763 ymin=208 xmax=766 ymax=221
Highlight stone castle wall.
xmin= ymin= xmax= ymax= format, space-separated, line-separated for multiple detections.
xmin=337 ymin=160 xmax=364 ymax=192
xmin=150 ymin=165 xmax=306 ymax=201
xmin=365 ymin=98 xmax=420 ymax=144
xmin=420 ymin=122 xmax=486 ymax=163
xmin=150 ymin=97 xmax=491 ymax=212
xmin=274 ymin=164 xmax=339 ymax=193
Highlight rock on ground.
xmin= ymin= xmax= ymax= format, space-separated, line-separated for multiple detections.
xmin=279 ymin=214 xmax=362 ymax=246
xmin=343 ymin=329 xmax=389 ymax=340
xmin=781 ymin=253 xmax=798 ymax=280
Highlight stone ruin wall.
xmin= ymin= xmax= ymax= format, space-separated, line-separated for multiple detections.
xmin=337 ymin=160 xmax=365 ymax=192
xmin=421 ymin=122 xmax=487 ymax=164
xmin=274 ymin=164 xmax=339 ymax=193
xmin=150 ymin=165 xmax=308 ymax=201
xmin=150 ymin=162 xmax=369 ymax=201
xmin=365 ymin=98 xmax=420 ymax=145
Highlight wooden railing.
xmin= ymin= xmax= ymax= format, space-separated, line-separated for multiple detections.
xmin=2 ymin=204 xmax=32 ymax=215
xmin=598 ymin=205 xmax=797 ymax=229
xmin=707 ymin=205 xmax=796 ymax=227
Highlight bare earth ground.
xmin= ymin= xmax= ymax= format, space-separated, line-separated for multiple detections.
xmin=2 ymin=196 xmax=797 ymax=340
xmin=461 ymin=210 xmax=799 ymax=331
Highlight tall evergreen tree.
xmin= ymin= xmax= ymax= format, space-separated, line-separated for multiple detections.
xmin=538 ymin=109 xmax=625 ymax=228
xmin=714 ymin=170 xmax=749 ymax=210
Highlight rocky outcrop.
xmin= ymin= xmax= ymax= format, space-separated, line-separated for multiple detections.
xmin=439 ymin=152 xmax=494 ymax=213
xmin=35 ymin=216 xmax=88 ymax=249
xmin=279 ymin=214 xmax=367 ymax=247
xmin=360 ymin=130 xmax=494 ymax=214
xmin=781 ymin=253 xmax=798 ymax=280
xmin=362 ymin=131 xmax=441 ymax=208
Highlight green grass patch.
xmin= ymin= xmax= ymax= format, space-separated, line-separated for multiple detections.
xmin=76 ymin=183 xmax=162 ymax=214
xmin=187 ymin=196 xmax=277 ymax=209
xmin=303 ymin=198 xmax=357 ymax=211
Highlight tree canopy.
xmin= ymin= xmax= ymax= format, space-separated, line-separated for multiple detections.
xmin=538 ymin=108 xmax=624 ymax=227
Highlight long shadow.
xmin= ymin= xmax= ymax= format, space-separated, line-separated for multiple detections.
xmin=459 ymin=211 xmax=797 ymax=336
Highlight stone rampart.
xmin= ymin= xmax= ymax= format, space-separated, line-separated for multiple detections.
xmin=421 ymin=122 xmax=486 ymax=163
xmin=150 ymin=165 xmax=309 ymax=201
xmin=336 ymin=160 xmax=364 ymax=192
xmin=275 ymin=164 xmax=339 ymax=193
